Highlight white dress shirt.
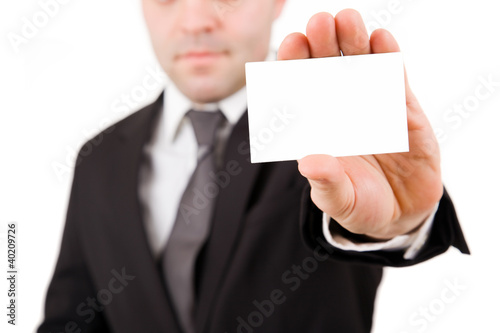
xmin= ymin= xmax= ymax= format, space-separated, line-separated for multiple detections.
xmin=138 ymin=82 xmax=248 ymax=258
xmin=138 ymin=76 xmax=437 ymax=262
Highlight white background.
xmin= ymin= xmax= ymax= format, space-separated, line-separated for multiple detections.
xmin=1 ymin=0 xmax=499 ymax=332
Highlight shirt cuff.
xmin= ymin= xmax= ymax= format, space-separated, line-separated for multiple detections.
xmin=321 ymin=203 xmax=439 ymax=260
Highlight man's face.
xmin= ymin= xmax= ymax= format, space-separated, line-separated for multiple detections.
xmin=142 ymin=0 xmax=285 ymax=104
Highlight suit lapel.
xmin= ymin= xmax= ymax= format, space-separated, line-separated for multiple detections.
xmin=108 ymin=100 xmax=261 ymax=332
xmin=195 ymin=111 xmax=263 ymax=332
xmin=108 ymin=92 xmax=181 ymax=332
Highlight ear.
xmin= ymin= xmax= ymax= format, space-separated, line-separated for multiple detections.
xmin=273 ymin=0 xmax=287 ymax=20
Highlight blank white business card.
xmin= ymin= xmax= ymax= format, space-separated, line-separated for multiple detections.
xmin=245 ymin=52 xmax=408 ymax=163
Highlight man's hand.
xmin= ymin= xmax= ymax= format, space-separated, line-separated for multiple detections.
xmin=277 ymin=9 xmax=443 ymax=240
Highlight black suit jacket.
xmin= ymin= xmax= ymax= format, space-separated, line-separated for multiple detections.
xmin=38 ymin=93 xmax=469 ymax=333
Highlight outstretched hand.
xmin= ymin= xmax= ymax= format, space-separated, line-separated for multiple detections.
xmin=278 ymin=9 xmax=443 ymax=240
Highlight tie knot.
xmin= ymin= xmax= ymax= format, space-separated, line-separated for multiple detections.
xmin=186 ymin=109 xmax=225 ymax=147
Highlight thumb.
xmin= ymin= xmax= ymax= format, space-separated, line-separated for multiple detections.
xmin=298 ymin=155 xmax=355 ymax=220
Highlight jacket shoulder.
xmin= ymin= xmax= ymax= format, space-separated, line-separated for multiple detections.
xmin=74 ymin=93 xmax=163 ymax=167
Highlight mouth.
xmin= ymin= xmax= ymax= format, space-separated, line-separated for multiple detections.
xmin=176 ymin=50 xmax=228 ymax=66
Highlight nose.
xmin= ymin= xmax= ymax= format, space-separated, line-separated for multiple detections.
xmin=179 ymin=0 xmax=220 ymax=35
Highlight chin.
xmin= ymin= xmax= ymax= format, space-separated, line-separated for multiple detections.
xmin=183 ymin=89 xmax=222 ymax=104
xmin=184 ymin=81 xmax=232 ymax=104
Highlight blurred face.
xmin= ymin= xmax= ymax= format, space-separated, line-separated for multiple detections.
xmin=142 ymin=0 xmax=286 ymax=103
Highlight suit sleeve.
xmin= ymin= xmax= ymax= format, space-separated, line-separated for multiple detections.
xmin=299 ymin=185 xmax=470 ymax=267
xmin=37 ymin=168 xmax=110 ymax=332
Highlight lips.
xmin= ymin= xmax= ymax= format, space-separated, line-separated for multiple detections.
xmin=176 ymin=50 xmax=227 ymax=66
xmin=183 ymin=51 xmax=220 ymax=58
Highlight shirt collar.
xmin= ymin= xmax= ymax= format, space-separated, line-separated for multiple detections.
xmin=164 ymin=82 xmax=247 ymax=143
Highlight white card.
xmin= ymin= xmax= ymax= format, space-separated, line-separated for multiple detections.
xmin=245 ymin=52 xmax=408 ymax=163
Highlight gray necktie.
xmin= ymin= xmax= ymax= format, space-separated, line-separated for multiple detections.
xmin=162 ymin=109 xmax=225 ymax=333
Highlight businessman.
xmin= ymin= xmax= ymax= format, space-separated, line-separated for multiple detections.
xmin=38 ymin=1 xmax=469 ymax=332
